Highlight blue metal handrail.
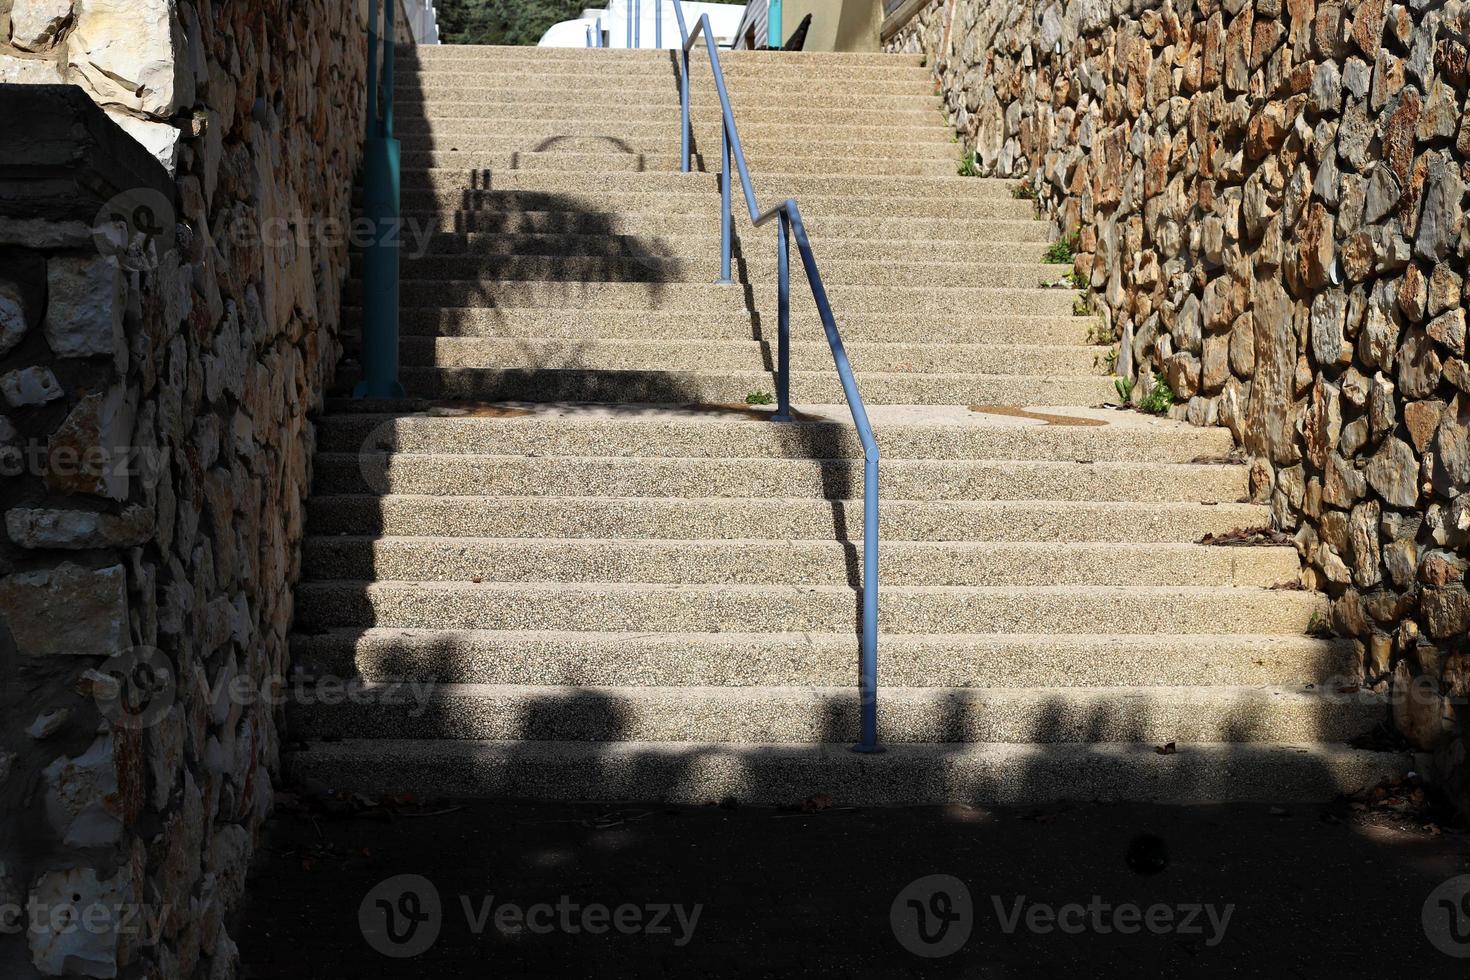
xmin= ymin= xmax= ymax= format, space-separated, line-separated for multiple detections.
xmin=356 ymin=0 xmax=405 ymax=398
xmin=671 ymin=1 xmax=882 ymax=753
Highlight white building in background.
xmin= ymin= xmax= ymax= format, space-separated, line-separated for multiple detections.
xmin=538 ymin=0 xmax=749 ymax=48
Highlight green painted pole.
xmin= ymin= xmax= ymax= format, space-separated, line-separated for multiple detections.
xmin=767 ymin=0 xmax=783 ymax=46
xmin=355 ymin=0 xmax=405 ymax=399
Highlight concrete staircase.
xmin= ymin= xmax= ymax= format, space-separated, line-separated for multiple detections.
xmin=288 ymin=45 xmax=1407 ymax=805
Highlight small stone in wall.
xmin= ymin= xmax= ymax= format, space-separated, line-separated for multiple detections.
xmin=1427 ymin=309 xmax=1467 ymax=356
xmin=29 ymin=862 xmax=138 ymax=978
xmin=0 ymin=281 xmax=32 ymax=357
xmin=1366 ymin=436 xmax=1421 ymax=508
xmin=0 ymin=365 xmax=63 ymax=407
xmin=0 ymin=562 xmax=128 ymax=658
xmin=44 ymin=255 xmax=127 ymax=366
xmin=26 ymin=708 xmax=70 ymax=740
xmin=5 ymin=506 xmax=154 ymax=550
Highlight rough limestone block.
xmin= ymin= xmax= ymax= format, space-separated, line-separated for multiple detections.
xmin=44 ymin=254 xmax=126 ymax=364
xmin=9 ymin=0 xmax=74 ymax=51
xmin=29 ymin=861 xmax=138 ymax=976
xmin=0 ymin=562 xmax=128 ymax=657
xmin=66 ymin=0 xmax=190 ymax=117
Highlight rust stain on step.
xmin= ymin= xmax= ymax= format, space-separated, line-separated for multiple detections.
xmin=968 ymin=405 xmax=1108 ymax=427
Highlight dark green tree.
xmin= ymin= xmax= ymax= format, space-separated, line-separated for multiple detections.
xmin=434 ymin=0 xmax=592 ymax=45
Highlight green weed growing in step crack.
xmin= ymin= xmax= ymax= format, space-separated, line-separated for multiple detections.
xmin=1138 ymin=376 xmax=1178 ymax=416
xmin=957 ymin=150 xmax=980 ymax=177
xmin=1012 ymin=182 xmax=1037 ymax=201
xmin=745 ymin=391 xmax=774 ymax=406
xmin=1043 ymin=233 xmax=1079 ymax=265
xmin=1114 ymin=377 xmax=1135 ymax=403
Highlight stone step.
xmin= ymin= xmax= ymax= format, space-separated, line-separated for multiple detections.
xmin=397 ymin=46 xmax=925 ymax=69
xmin=394 ymin=76 xmax=940 ymax=100
xmin=411 ymin=231 xmax=1051 ymax=263
xmin=293 ymin=581 xmax=1325 ymax=635
xmin=395 ymin=133 xmax=960 ymax=161
xmin=393 ymin=119 xmax=956 ymax=147
xmin=364 ymin=307 xmax=1088 ymax=344
xmin=286 ymin=739 xmax=1410 ymax=806
xmin=396 ymin=171 xmax=1017 ymax=202
xmin=303 ymin=496 xmax=1271 ymax=543
xmin=394 ymin=100 xmax=942 ymax=128
xmin=320 ymin=404 xmax=1231 ymax=462
xmin=345 ymin=281 xmax=1078 ymax=317
xmin=368 ymin=257 xmax=1062 ymax=291
xmin=391 ymin=188 xmax=1035 ymax=220
xmin=396 ymin=338 xmax=1108 ymax=376
xmin=384 ymin=210 xmax=1042 ymax=242
xmin=289 ymin=683 xmax=1383 ymax=744
xmin=290 ymin=630 xmax=1354 ymax=688
xmin=315 ymin=453 xmax=1247 ymax=501
xmin=382 ymin=368 xmax=1115 ymax=408
xmin=399 ymin=150 xmax=961 ymax=176
xmin=301 ymin=538 xmax=1299 ymax=589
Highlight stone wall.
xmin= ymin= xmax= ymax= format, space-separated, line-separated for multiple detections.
xmin=0 ymin=1 xmax=369 ymax=976
xmin=889 ymin=0 xmax=1470 ymax=817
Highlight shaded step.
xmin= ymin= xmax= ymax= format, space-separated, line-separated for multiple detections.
xmin=395 ymin=77 xmax=940 ymax=100
xmin=387 ymin=367 xmax=1116 ymax=407
xmin=396 ymin=101 xmax=943 ymax=128
xmin=347 ymin=281 xmax=1079 ymax=317
xmin=397 ymin=133 xmax=960 ymax=161
xmin=304 ymin=496 xmax=1272 ymax=543
xmin=392 ymin=188 xmax=1035 ymax=220
xmin=398 ymin=338 xmax=1107 ymax=375
xmin=398 ymin=47 xmax=925 ymax=68
xmin=397 ymin=170 xmax=1019 ymax=203
xmin=371 ymin=308 xmax=1087 ymax=344
xmin=388 ymin=211 xmax=1045 ymax=242
xmin=394 ymin=119 xmax=956 ymax=146
xmin=294 ymin=581 xmax=1325 ymax=635
xmin=376 ymin=257 xmax=1062 ymax=290
xmin=413 ymin=232 xmax=1052 ymax=263
xmin=287 ymin=739 xmax=1411 ymax=806
xmin=400 ymin=150 xmax=961 ymax=177
xmin=315 ymin=453 xmax=1248 ymax=501
xmin=301 ymin=538 xmax=1300 ymax=588
xmin=291 ymin=630 xmax=1356 ymax=688
xmin=291 ymin=683 xmax=1384 ymax=744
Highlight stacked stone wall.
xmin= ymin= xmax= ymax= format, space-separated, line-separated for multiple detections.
xmin=889 ymin=0 xmax=1469 ymax=817
xmin=0 ymin=1 xmax=369 ymax=975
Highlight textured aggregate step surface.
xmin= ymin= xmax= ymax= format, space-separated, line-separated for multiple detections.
xmin=291 ymin=630 xmax=1357 ymax=689
xmin=289 ymin=740 xmax=1411 ymax=807
xmin=290 ymin=43 xmax=1387 ymax=807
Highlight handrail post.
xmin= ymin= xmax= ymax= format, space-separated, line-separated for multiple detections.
xmin=635 ymin=0 xmax=641 ymax=48
xmin=355 ymin=0 xmax=405 ymax=399
xmin=679 ymin=45 xmax=691 ymax=171
xmin=626 ymin=0 xmax=633 ymax=47
xmin=768 ymin=0 xmax=784 ymax=47
xmin=856 ymin=456 xmax=880 ymax=753
xmin=656 ymin=0 xmax=662 ymax=47
xmin=774 ymin=210 xmax=791 ymax=421
xmin=716 ymin=121 xmax=733 ymax=284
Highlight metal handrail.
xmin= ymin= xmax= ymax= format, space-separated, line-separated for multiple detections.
xmin=671 ymin=1 xmax=882 ymax=753
xmin=356 ymin=0 xmax=405 ymax=398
